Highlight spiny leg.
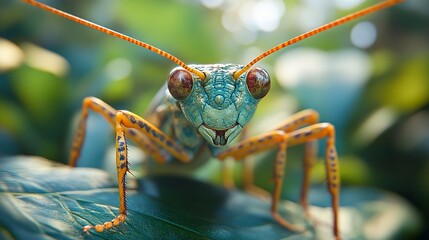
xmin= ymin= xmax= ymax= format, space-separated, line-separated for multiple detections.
xmin=71 ymin=98 xmax=191 ymax=232
xmin=83 ymin=111 xmax=191 ymax=233
xmin=83 ymin=128 xmax=128 ymax=233
xmin=217 ymin=123 xmax=340 ymax=239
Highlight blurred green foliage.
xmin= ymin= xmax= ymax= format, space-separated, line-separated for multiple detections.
xmin=0 ymin=0 xmax=428 ymax=238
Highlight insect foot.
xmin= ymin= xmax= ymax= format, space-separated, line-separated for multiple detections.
xmin=83 ymin=214 xmax=126 ymax=233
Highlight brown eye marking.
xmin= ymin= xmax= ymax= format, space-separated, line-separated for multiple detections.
xmin=245 ymin=67 xmax=270 ymax=99
xmin=168 ymin=68 xmax=194 ymax=100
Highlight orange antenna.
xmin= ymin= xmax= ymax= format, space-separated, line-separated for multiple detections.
xmin=233 ymin=0 xmax=405 ymax=79
xmin=23 ymin=0 xmax=206 ymax=80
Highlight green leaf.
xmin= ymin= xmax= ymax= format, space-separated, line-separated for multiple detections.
xmin=0 ymin=156 xmax=420 ymax=239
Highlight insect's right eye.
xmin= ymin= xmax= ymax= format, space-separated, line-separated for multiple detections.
xmin=168 ymin=68 xmax=194 ymax=100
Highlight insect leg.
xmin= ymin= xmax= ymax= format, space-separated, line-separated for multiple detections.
xmin=301 ymin=141 xmax=317 ymax=218
xmin=221 ymin=158 xmax=236 ymax=189
xmin=82 ymin=109 xmax=191 ymax=233
xmin=221 ymin=127 xmax=251 ymax=190
xmin=217 ymin=123 xmax=340 ymax=239
xmin=242 ymin=155 xmax=271 ymax=199
xmin=272 ymin=109 xmax=319 ymax=217
xmin=70 ymin=97 xmax=167 ymax=166
xmin=240 ymin=126 xmax=270 ymax=198
xmin=70 ymin=97 xmax=192 ymax=232
xmin=287 ymin=124 xmax=340 ymax=239
xmin=242 ymin=110 xmax=320 ymax=208
xmin=83 ymin=126 xmax=128 ymax=233
xmin=218 ymin=130 xmax=304 ymax=231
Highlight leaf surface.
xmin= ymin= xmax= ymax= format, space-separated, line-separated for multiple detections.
xmin=0 ymin=156 xmax=420 ymax=240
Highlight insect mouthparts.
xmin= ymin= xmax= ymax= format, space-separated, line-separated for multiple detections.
xmin=199 ymin=123 xmax=239 ymax=146
xmin=214 ymin=129 xmax=227 ymax=146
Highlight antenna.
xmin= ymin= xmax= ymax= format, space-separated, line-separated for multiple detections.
xmin=233 ymin=0 xmax=405 ymax=79
xmin=23 ymin=0 xmax=206 ymax=80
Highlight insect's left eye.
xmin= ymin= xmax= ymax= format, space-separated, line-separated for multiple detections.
xmin=245 ymin=67 xmax=270 ymax=99
xmin=168 ymin=68 xmax=194 ymax=100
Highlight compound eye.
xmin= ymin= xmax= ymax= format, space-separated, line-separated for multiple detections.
xmin=168 ymin=68 xmax=194 ymax=100
xmin=246 ymin=67 xmax=270 ymax=99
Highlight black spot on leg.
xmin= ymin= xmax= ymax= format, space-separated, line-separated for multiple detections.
xmin=151 ymin=129 xmax=159 ymax=138
xmin=166 ymin=140 xmax=173 ymax=147
xmin=120 ymin=162 xmax=126 ymax=169
xmin=305 ymin=131 xmax=312 ymax=137
xmin=129 ymin=116 xmax=137 ymax=124
xmin=120 ymin=155 xmax=125 ymax=160
xmin=142 ymin=123 xmax=151 ymax=133
xmin=137 ymin=120 xmax=145 ymax=129
xmin=135 ymin=120 xmax=150 ymax=133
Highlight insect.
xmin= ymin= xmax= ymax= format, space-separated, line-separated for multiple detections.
xmin=24 ymin=0 xmax=404 ymax=239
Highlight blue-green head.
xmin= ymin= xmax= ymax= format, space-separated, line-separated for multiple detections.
xmin=167 ymin=64 xmax=270 ymax=147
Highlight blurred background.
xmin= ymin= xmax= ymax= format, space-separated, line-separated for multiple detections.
xmin=0 ymin=0 xmax=428 ymax=238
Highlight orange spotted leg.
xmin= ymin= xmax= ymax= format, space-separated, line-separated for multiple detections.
xmin=242 ymin=110 xmax=319 ymax=214
xmin=272 ymin=110 xmax=320 ymax=219
xmin=217 ymin=117 xmax=340 ymax=239
xmin=70 ymin=97 xmax=170 ymax=166
xmin=70 ymin=97 xmax=191 ymax=233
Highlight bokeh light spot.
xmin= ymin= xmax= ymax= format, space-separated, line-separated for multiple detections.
xmin=105 ymin=58 xmax=132 ymax=81
xmin=0 ymin=38 xmax=24 ymax=72
xmin=351 ymin=21 xmax=377 ymax=49
xmin=239 ymin=0 xmax=285 ymax=32
xmin=22 ymin=43 xmax=69 ymax=77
